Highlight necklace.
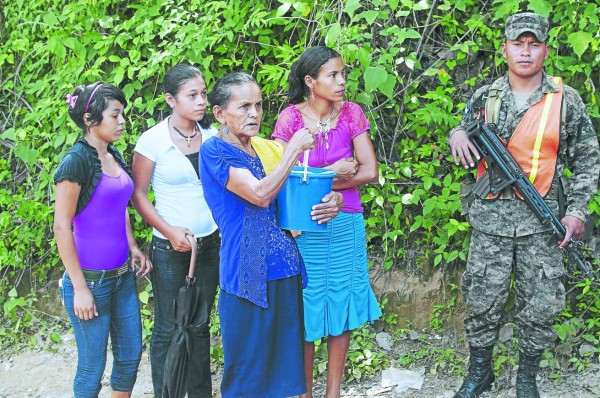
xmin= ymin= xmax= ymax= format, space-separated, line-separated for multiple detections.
xmin=173 ymin=125 xmax=198 ymax=147
xmin=307 ymin=103 xmax=335 ymax=149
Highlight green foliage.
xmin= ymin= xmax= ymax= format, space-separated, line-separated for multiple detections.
xmin=430 ymin=283 xmax=459 ymax=332
xmin=346 ymin=326 xmax=390 ymax=382
xmin=395 ymin=337 xmax=465 ymax=377
xmin=1 ymin=0 xmax=599 ymax=379
xmin=0 ymin=285 xmax=67 ymax=351
xmin=554 ymin=276 xmax=600 ymax=368
xmin=138 ymin=281 xmax=154 ymax=345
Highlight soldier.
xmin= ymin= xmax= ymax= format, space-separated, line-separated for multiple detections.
xmin=448 ymin=12 xmax=599 ymax=398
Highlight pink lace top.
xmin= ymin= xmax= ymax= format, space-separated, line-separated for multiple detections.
xmin=272 ymin=101 xmax=370 ymax=213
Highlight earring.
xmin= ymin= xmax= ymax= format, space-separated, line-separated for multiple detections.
xmin=223 ymin=126 xmax=229 ymax=134
xmin=310 ymin=88 xmax=314 ymax=101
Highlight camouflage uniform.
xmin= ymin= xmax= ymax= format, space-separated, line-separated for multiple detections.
xmin=452 ymin=73 xmax=600 ymax=355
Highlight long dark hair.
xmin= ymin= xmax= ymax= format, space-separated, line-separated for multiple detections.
xmin=67 ymin=82 xmax=127 ymax=132
xmin=287 ymin=46 xmax=341 ymax=104
xmin=163 ymin=63 xmax=211 ymax=129
xmin=208 ymin=71 xmax=258 ymax=110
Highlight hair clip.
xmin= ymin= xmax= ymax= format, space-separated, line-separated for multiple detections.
xmin=66 ymin=94 xmax=78 ymax=109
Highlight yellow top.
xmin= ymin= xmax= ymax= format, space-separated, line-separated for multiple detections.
xmin=250 ymin=136 xmax=284 ymax=175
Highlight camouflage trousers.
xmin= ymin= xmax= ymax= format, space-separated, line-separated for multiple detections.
xmin=461 ymin=229 xmax=565 ymax=355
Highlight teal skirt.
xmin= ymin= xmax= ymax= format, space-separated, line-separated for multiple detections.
xmin=296 ymin=212 xmax=382 ymax=342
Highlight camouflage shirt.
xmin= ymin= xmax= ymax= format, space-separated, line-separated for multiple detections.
xmin=451 ymin=72 xmax=599 ymax=237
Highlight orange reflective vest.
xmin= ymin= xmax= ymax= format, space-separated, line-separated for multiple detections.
xmin=477 ymin=76 xmax=563 ymax=199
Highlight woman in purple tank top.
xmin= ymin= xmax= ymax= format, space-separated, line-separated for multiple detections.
xmin=53 ymin=82 xmax=152 ymax=398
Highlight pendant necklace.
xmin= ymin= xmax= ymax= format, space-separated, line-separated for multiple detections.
xmin=307 ymin=103 xmax=335 ymax=149
xmin=173 ymin=125 xmax=199 ymax=147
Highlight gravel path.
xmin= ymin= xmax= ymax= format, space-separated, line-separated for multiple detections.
xmin=1 ymin=332 xmax=598 ymax=397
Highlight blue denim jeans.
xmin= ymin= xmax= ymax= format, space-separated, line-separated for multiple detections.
xmin=60 ymin=269 xmax=142 ymax=398
xmin=150 ymin=231 xmax=220 ymax=398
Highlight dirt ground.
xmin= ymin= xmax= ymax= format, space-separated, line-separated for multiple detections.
xmin=0 ymin=331 xmax=598 ymax=398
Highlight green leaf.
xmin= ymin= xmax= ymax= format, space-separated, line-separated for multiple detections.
xmin=0 ymin=128 xmax=16 ymax=141
xmin=379 ymin=74 xmax=396 ymax=99
xmin=409 ymin=218 xmax=421 ymax=232
xmin=454 ymin=0 xmax=468 ymax=12
xmin=360 ymin=10 xmax=379 ymax=25
xmin=567 ymin=31 xmax=593 ymax=58
xmin=4 ymin=297 xmax=26 ymax=319
xmin=364 ymin=66 xmax=388 ymax=93
xmin=54 ymin=134 xmax=66 ymax=148
xmin=494 ymin=0 xmax=521 ymax=20
xmin=50 ymin=333 xmax=61 ymax=343
xmin=397 ymin=28 xmax=421 ymax=45
xmin=113 ymin=66 xmax=125 ymax=86
xmin=555 ymin=324 xmax=568 ymax=341
xmin=343 ymin=0 xmax=362 ymax=17
xmin=43 ymin=12 xmax=59 ymax=26
xmin=139 ymin=290 xmax=149 ymax=305
xmin=46 ymin=37 xmax=66 ymax=58
xmin=98 ymin=16 xmax=114 ymax=29
xmin=446 ymin=250 xmax=458 ymax=262
xmin=15 ymin=146 xmax=40 ymax=165
xmin=438 ymin=69 xmax=451 ymax=85
xmin=63 ymin=37 xmax=81 ymax=52
xmin=354 ymin=92 xmax=372 ymax=106
xmin=527 ymin=0 xmax=552 ymax=17
xmin=326 ymin=23 xmax=341 ymax=46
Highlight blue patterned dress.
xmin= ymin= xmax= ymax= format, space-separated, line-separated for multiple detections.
xmin=200 ymin=136 xmax=307 ymax=398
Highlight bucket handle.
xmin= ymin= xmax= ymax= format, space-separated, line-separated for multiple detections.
xmin=302 ymin=150 xmax=309 ymax=183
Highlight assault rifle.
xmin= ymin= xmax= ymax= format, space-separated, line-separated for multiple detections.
xmin=465 ymin=119 xmax=594 ymax=281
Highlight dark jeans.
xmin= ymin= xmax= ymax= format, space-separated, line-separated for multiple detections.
xmin=149 ymin=231 xmax=220 ymax=398
xmin=61 ymin=269 xmax=142 ymax=397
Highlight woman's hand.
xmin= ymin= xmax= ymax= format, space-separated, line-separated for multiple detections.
xmin=311 ymin=191 xmax=344 ymax=224
xmin=131 ymin=247 xmax=152 ymax=277
xmin=329 ymin=157 xmax=358 ymax=181
xmin=73 ymin=286 xmax=97 ymax=320
xmin=165 ymin=226 xmax=194 ymax=252
xmin=288 ymin=127 xmax=315 ymax=153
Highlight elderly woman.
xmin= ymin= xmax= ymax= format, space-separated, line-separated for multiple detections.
xmin=199 ymin=72 xmax=341 ymax=398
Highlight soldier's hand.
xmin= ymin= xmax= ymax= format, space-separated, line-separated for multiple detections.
xmin=449 ymin=129 xmax=480 ymax=169
xmin=559 ymin=215 xmax=585 ymax=248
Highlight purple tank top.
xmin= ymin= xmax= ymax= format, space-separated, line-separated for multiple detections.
xmin=73 ymin=168 xmax=134 ymax=270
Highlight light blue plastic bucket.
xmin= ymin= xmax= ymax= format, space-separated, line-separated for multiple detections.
xmin=277 ymin=166 xmax=336 ymax=232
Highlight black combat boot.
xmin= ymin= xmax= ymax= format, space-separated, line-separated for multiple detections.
xmin=516 ymin=351 xmax=542 ymax=398
xmin=454 ymin=345 xmax=495 ymax=398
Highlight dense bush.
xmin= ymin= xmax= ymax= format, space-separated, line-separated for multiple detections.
xmin=1 ymin=0 xmax=598 ymax=364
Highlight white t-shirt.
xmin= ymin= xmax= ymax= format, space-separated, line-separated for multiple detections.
xmin=134 ymin=117 xmax=218 ymax=239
